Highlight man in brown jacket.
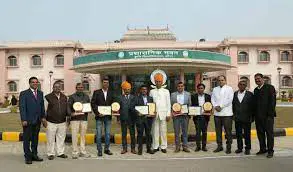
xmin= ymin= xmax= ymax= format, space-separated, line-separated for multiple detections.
xmin=45 ymin=82 xmax=69 ymax=160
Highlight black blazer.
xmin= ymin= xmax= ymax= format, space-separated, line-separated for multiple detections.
xmin=91 ymin=89 xmax=115 ymax=120
xmin=254 ymin=84 xmax=276 ymax=119
xmin=135 ymin=94 xmax=153 ymax=117
xmin=191 ymin=93 xmax=211 ymax=121
xmin=232 ymin=90 xmax=254 ymax=123
xmin=117 ymin=94 xmax=136 ymax=121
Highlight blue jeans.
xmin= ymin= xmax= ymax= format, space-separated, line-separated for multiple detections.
xmin=173 ymin=115 xmax=188 ymax=147
xmin=96 ymin=119 xmax=111 ymax=152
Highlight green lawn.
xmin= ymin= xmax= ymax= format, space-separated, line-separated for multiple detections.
xmin=0 ymin=107 xmax=292 ymax=134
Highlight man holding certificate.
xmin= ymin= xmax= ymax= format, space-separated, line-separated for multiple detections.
xmin=135 ymin=85 xmax=155 ymax=155
xmin=149 ymin=72 xmax=171 ymax=153
xmin=211 ymin=75 xmax=234 ymax=154
xmin=171 ymin=82 xmax=191 ymax=153
xmin=191 ymin=83 xmax=211 ymax=152
xmin=68 ymin=83 xmax=91 ymax=159
xmin=91 ymin=76 xmax=115 ymax=157
xmin=118 ymin=81 xmax=137 ymax=154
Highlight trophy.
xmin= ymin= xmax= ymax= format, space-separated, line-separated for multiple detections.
xmin=111 ymin=102 xmax=120 ymax=116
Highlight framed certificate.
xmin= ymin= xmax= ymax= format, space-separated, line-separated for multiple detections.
xmin=188 ymin=106 xmax=202 ymax=116
xmin=82 ymin=103 xmax=92 ymax=113
xmin=98 ymin=106 xmax=112 ymax=116
xmin=181 ymin=104 xmax=189 ymax=114
xmin=135 ymin=106 xmax=149 ymax=115
xmin=147 ymin=103 xmax=156 ymax=116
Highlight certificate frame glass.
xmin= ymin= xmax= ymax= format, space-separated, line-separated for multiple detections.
xmin=82 ymin=103 xmax=92 ymax=113
xmin=188 ymin=106 xmax=202 ymax=116
xmin=147 ymin=103 xmax=156 ymax=116
xmin=98 ymin=106 xmax=112 ymax=116
xmin=135 ymin=106 xmax=149 ymax=116
xmin=181 ymin=104 xmax=189 ymax=114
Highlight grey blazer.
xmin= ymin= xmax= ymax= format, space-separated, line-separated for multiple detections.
xmin=171 ymin=91 xmax=192 ymax=113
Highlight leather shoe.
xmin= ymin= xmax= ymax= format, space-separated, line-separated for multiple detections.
xmin=245 ymin=149 xmax=250 ymax=155
xmin=104 ymin=150 xmax=113 ymax=155
xmin=182 ymin=147 xmax=190 ymax=153
xmin=235 ymin=149 xmax=243 ymax=154
xmin=213 ymin=147 xmax=223 ymax=153
xmin=267 ymin=152 xmax=274 ymax=158
xmin=161 ymin=149 xmax=167 ymax=153
xmin=121 ymin=149 xmax=127 ymax=154
xmin=57 ymin=154 xmax=68 ymax=158
xmin=147 ymin=149 xmax=155 ymax=154
xmin=195 ymin=147 xmax=201 ymax=152
xmin=256 ymin=150 xmax=267 ymax=155
xmin=32 ymin=155 xmax=43 ymax=162
xmin=48 ymin=155 xmax=54 ymax=160
xmin=138 ymin=151 xmax=142 ymax=155
xmin=226 ymin=149 xmax=231 ymax=154
xmin=25 ymin=159 xmax=32 ymax=164
xmin=97 ymin=151 xmax=102 ymax=157
xmin=202 ymin=147 xmax=208 ymax=152
xmin=174 ymin=147 xmax=180 ymax=153
xmin=131 ymin=149 xmax=137 ymax=154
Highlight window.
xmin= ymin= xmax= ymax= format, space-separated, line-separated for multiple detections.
xmin=259 ymin=51 xmax=270 ymax=62
xmin=8 ymin=81 xmax=17 ymax=92
xmin=263 ymin=76 xmax=271 ymax=84
xmin=280 ymin=51 xmax=292 ymax=62
xmin=237 ymin=51 xmax=249 ymax=63
xmin=54 ymin=80 xmax=64 ymax=91
xmin=239 ymin=76 xmax=250 ymax=88
xmin=7 ymin=55 xmax=17 ymax=66
xmin=211 ymin=78 xmax=218 ymax=89
xmin=32 ymin=55 xmax=42 ymax=66
xmin=282 ymin=76 xmax=293 ymax=87
xmin=55 ymin=54 xmax=64 ymax=66
xmin=38 ymin=82 xmax=42 ymax=90
xmin=82 ymin=80 xmax=90 ymax=91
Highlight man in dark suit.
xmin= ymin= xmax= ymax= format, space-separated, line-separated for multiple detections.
xmin=91 ymin=76 xmax=115 ymax=157
xmin=135 ymin=85 xmax=155 ymax=155
xmin=19 ymin=77 xmax=47 ymax=164
xmin=232 ymin=81 xmax=254 ymax=155
xmin=254 ymin=73 xmax=276 ymax=158
xmin=118 ymin=81 xmax=137 ymax=154
xmin=191 ymin=83 xmax=211 ymax=152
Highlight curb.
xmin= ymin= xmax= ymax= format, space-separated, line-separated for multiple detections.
xmin=0 ymin=128 xmax=292 ymax=144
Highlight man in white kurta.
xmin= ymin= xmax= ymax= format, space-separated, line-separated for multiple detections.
xmin=149 ymin=73 xmax=171 ymax=153
xmin=211 ymin=75 xmax=234 ymax=154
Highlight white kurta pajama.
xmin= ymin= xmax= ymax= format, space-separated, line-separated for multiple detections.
xmin=150 ymin=87 xmax=171 ymax=150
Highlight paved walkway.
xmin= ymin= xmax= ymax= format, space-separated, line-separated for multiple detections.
xmin=0 ymin=137 xmax=292 ymax=172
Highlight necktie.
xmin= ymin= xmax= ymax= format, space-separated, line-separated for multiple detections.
xmin=34 ymin=90 xmax=37 ymax=99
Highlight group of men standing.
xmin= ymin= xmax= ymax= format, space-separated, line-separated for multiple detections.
xmin=19 ymin=72 xmax=276 ymax=165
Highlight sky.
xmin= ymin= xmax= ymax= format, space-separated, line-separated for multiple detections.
xmin=0 ymin=0 xmax=292 ymax=42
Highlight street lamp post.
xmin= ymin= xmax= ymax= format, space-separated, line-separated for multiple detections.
xmin=49 ymin=71 xmax=53 ymax=92
xmin=277 ymin=67 xmax=282 ymax=98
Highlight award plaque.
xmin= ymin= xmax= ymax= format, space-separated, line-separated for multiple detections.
xmin=188 ymin=106 xmax=202 ymax=116
xmin=111 ymin=102 xmax=120 ymax=116
xmin=72 ymin=102 xmax=84 ymax=115
xmin=82 ymin=103 xmax=92 ymax=113
xmin=181 ymin=104 xmax=189 ymax=114
xmin=147 ymin=103 xmax=156 ymax=116
xmin=135 ymin=106 xmax=149 ymax=116
xmin=73 ymin=102 xmax=83 ymax=111
xmin=203 ymin=102 xmax=213 ymax=112
xmin=98 ymin=106 xmax=112 ymax=116
xmin=172 ymin=103 xmax=182 ymax=116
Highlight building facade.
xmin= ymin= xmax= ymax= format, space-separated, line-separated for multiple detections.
xmin=0 ymin=27 xmax=292 ymax=102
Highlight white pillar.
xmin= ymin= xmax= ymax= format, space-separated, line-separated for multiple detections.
xmin=180 ymin=70 xmax=184 ymax=82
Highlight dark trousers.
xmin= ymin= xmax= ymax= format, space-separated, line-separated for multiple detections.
xmin=137 ymin=117 xmax=153 ymax=152
xmin=23 ymin=123 xmax=41 ymax=160
xmin=235 ymin=121 xmax=251 ymax=150
xmin=121 ymin=119 xmax=136 ymax=150
xmin=193 ymin=116 xmax=208 ymax=148
xmin=214 ymin=116 xmax=233 ymax=148
xmin=173 ymin=115 xmax=189 ymax=148
xmin=255 ymin=116 xmax=274 ymax=153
